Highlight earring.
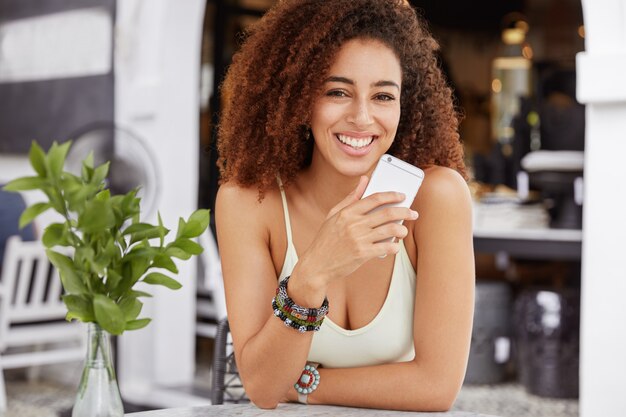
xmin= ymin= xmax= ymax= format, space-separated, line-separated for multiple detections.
xmin=304 ymin=128 xmax=311 ymax=141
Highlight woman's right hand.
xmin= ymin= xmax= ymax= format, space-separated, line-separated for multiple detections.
xmin=289 ymin=176 xmax=418 ymax=306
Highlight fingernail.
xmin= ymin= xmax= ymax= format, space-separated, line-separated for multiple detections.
xmin=397 ymin=192 xmax=406 ymax=200
xmin=411 ymin=210 xmax=418 ymax=219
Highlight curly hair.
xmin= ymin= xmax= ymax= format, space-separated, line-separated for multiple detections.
xmin=217 ymin=0 xmax=467 ymax=195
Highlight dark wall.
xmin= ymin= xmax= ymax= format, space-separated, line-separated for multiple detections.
xmin=410 ymin=0 xmax=525 ymax=32
xmin=0 ymin=0 xmax=115 ymax=154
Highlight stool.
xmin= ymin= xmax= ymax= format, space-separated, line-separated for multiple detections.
xmin=513 ymin=288 xmax=580 ymax=398
xmin=464 ymin=280 xmax=512 ymax=384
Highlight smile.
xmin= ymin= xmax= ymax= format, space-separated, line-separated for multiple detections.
xmin=336 ymin=134 xmax=376 ymax=149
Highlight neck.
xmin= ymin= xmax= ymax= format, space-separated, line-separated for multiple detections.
xmin=298 ymin=153 xmax=370 ymax=215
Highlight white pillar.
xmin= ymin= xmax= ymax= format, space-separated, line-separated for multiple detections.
xmin=577 ymin=1 xmax=626 ymax=416
xmin=115 ymin=0 xmax=207 ymax=407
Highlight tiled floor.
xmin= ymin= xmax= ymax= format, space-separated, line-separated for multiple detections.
xmin=2 ymin=368 xmax=578 ymax=417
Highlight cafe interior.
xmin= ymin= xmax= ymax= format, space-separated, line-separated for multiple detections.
xmin=0 ymin=0 xmax=623 ymax=416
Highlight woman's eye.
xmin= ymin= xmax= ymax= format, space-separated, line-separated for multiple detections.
xmin=326 ymin=90 xmax=348 ymax=98
xmin=375 ymin=93 xmax=396 ymax=101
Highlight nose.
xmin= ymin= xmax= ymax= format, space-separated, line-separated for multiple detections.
xmin=347 ymin=99 xmax=373 ymax=127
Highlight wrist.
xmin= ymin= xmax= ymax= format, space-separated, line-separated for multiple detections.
xmin=287 ymin=266 xmax=328 ymax=308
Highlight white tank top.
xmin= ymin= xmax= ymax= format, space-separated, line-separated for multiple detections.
xmin=277 ymin=180 xmax=417 ymax=368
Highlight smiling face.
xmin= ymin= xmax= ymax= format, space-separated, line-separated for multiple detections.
xmin=309 ymin=38 xmax=402 ymax=178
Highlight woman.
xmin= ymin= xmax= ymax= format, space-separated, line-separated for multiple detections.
xmin=215 ymin=0 xmax=474 ymax=411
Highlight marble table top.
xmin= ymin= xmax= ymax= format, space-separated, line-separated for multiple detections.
xmin=126 ymin=403 xmax=499 ymax=417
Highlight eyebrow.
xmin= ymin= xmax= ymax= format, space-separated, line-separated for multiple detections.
xmin=325 ymin=76 xmax=400 ymax=90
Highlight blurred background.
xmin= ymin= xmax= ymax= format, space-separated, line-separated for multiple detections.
xmin=0 ymin=0 xmax=592 ymax=416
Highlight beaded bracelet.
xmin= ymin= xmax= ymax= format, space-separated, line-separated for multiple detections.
xmin=272 ymin=299 xmax=324 ymax=332
xmin=272 ymin=275 xmax=328 ymax=333
xmin=276 ymin=276 xmax=329 ymax=319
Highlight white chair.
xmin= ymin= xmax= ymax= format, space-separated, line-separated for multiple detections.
xmin=0 ymin=235 xmax=85 ymax=411
xmin=196 ymin=230 xmax=227 ymax=339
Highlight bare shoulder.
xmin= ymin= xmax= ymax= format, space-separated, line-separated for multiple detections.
xmin=216 ymin=181 xmax=262 ymax=208
xmin=413 ymin=166 xmax=472 ymax=214
xmin=216 ymin=181 xmax=283 ymax=239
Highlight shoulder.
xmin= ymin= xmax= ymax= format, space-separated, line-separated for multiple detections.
xmin=413 ymin=166 xmax=471 ymax=213
xmin=412 ymin=166 xmax=473 ymax=241
xmin=216 ymin=181 xmax=263 ymax=208
xmin=216 ymin=181 xmax=283 ymax=233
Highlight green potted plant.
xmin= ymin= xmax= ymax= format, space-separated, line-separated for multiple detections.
xmin=3 ymin=141 xmax=210 ymax=417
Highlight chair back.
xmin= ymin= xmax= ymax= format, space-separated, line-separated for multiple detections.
xmin=210 ymin=318 xmax=248 ymax=405
xmin=0 ymin=236 xmax=67 ymax=350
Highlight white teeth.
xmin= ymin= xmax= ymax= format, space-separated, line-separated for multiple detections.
xmin=337 ymin=134 xmax=374 ymax=149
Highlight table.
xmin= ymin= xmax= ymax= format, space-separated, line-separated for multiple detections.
xmin=472 ymin=201 xmax=582 ymax=260
xmin=126 ymin=403 xmax=498 ymax=417
xmin=473 ymin=227 xmax=582 ymax=260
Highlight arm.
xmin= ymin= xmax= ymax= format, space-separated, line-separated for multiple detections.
xmin=284 ymin=167 xmax=475 ymax=411
xmin=216 ymin=183 xmax=312 ymax=408
xmin=216 ymin=179 xmax=415 ymax=408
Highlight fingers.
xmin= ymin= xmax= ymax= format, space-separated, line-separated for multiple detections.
xmin=370 ymin=222 xmax=409 ymax=242
xmin=328 ymin=176 xmax=369 ymax=218
xmin=356 ymin=191 xmax=408 ymax=214
xmin=364 ymin=206 xmax=418 ymax=228
xmin=372 ymin=240 xmax=402 ymax=258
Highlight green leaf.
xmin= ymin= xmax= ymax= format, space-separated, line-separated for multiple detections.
xmin=175 ymin=218 xmax=187 ymax=239
xmin=75 ymin=246 xmax=95 ymax=269
xmin=119 ymin=296 xmax=142 ymax=321
xmin=47 ymin=141 xmax=71 ymax=180
xmin=116 ymin=233 xmax=128 ymax=252
xmin=84 ymin=151 xmax=94 ymax=168
xmin=157 ymin=212 xmax=165 ymax=247
xmin=42 ymin=223 xmax=70 ymax=247
xmin=121 ymin=190 xmax=141 ymax=219
xmin=93 ymin=294 xmax=126 ymax=335
xmin=46 ymin=250 xmax=87 ymax=294
xmin=81 ymin=152 xmax=94 ymax=182
xmin=128 ymin=290 xmax=152 ymax=298
xmin=63 ymin=294 xmax=95 ymax=322
xmin=59 ymin=173 xmax=82 ymax=193
xmin=171 ymin=238 xmax=203 ymax=255
xmin=125 ymin=318 xmax=151 ymax=331
xmin=143 ymin=273 xmax=182 ymax=290
xmin=152 ymin=254 xmax=178 ymax=273
xmin=95 ymin=189 xmax=111 ymax=201
xmin=29 ymin=141 xmax=48 ymax=177
xmin=42 ymin=186 xmax=67 ymax=214
xmin=19 ymin=202 xmax=51 ymax=229
xmin=180 ymin=221 xmax=202 ymax=239
xmin=92 ymin=162 xmax=110 ymax=186
xmin=3 ymin=176 xmax=47 ymax=192
xmin=165 ymin=246 xmax=192 ymax=260
xmin=122 ymin=223 xmax=154 ymax=235
xmin=132 ymin=228 xmax=168 ymax=245
xmin=131 ymin=257 xmax=151 ymax=282
xmin=106 ymin=269 xmax=123 ymax=292
xmin=187 ymin=209 xmax=210 ymax=236
xmin=78 ymin=200 xmax=116 ymax=234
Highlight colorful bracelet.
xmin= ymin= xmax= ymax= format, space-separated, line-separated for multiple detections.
xmin=276 ymin=276 xmax=329 ymax=320
xmin=272 ymin=298 xmax=324 ymax=331
xmin=295 ymin=362 xmax=320 ymax=404
xmin=272 ymin=275 xmax=328 ymax=333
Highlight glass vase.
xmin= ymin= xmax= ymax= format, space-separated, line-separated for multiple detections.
xmin=72 ymin=323 xmax=124 ymax=417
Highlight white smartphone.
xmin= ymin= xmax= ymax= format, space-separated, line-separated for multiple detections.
xmin=361 ymin=154 xmax=425 ymax=232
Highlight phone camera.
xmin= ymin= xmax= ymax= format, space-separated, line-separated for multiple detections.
xmin=387 ymin=157 xmax=392 ymax=162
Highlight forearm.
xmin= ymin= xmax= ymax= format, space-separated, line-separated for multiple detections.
xmin=237 ymin=308 xmax=315 ymax=408
xmin=293 ymin=361 xmax=461 ymax=412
